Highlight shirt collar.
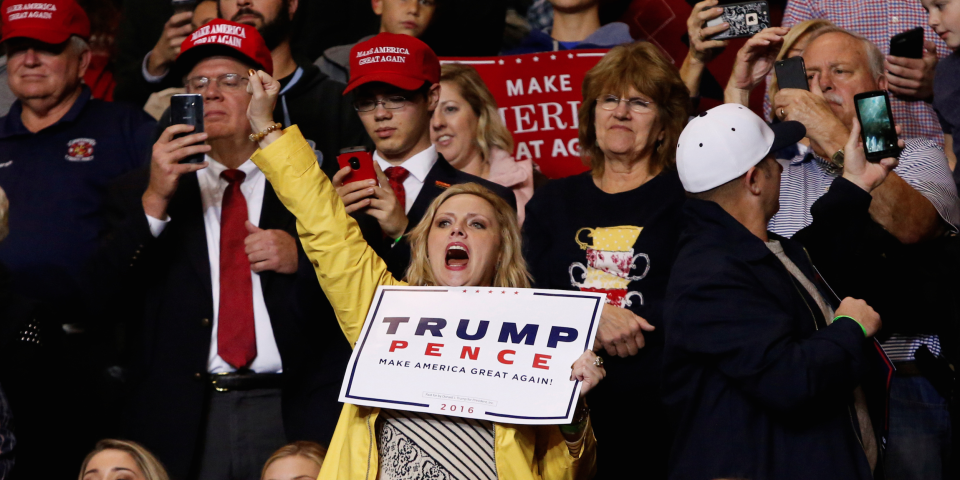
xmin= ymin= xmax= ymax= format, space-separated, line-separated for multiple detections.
xmin=786 ymin=141 xmax=842 ymax=175
xmin=373 ymin=145 xmax=438 ymax=183
xmin=0 ymin=85 xmax=92 ymax=139
xmin=201 ymin=155 xmax=262 ymax=184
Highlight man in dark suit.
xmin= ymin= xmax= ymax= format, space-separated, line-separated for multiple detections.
xmin=333 ymin=33 xmax=516 ymax=279
xmin=94 ymin=20 xmax=350 ymax=480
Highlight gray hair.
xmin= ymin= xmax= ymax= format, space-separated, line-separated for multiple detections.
xmin=805 ymin=26 xmax=884 ymax=80
xmin=68 ymin=35 xmax=89 ymax=55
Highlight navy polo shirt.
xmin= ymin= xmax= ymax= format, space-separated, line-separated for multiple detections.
xmin=0 ymin=85 xmax=155 ymax=312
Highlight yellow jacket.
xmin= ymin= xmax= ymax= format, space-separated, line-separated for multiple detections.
xmin=251 ymin=127 xmax=597 ymax=480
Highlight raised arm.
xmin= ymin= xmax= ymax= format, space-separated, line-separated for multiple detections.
xmin=245 ymin=70 xmax=403 ymax=346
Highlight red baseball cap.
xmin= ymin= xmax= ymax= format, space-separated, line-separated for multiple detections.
xmin=344 ymin=32 xmax=439 ymax=95
xmin=1 ymin=0 xmax=90 ymax=44
xmin=175 ymin=19 xmax=273 ymax=77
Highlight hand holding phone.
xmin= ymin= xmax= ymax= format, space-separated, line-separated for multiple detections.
xmin=853 ymin=90 xmax=902 ymax=162
xmin=336 ymin=148 xmax=377 ymax=185
xmin=170 ymin=94 xmax=206 ymax=164
xmin=705 ymin=0 xmax=771 ymax=40
xmin=774 ymin=56 xmax=808 ymax=91
xmin=890 ymin=27 xmax=924 ymax=59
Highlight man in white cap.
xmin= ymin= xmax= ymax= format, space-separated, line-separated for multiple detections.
xmin=662 ymin=103 xmax=896 ymax=480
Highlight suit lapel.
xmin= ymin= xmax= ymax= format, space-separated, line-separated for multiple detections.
xmin=407 ymin=159 xmax=455 ymax=230
xmin=174 ymin=172 xmax=213 ymax=299
xmin=257 ymin=181 xmax=295 ymax=296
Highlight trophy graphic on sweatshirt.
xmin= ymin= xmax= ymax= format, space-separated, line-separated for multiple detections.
xmin=569 ymin=226 xmax=649 ymax=308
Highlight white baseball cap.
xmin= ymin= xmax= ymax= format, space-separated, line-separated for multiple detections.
xmin=676 ymin=103 xmax=806 ymax=193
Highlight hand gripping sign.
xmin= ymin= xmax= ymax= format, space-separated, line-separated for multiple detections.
xmin=339 ymin=286 xmax=603 ymax=424
xmin=440 ymin=50 xmax=608 ymax=179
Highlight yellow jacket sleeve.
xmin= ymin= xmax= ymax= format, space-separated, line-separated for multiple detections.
xmin=250 ymin=126 xmax=404 ymax=346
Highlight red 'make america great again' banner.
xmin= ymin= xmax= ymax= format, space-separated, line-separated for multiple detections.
xmin=441 ymin=50 xmax=608 ymax=179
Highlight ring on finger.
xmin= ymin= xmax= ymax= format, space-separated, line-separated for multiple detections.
xmin=780 ymin=108 xmax=785 ymax=118
xmin=593 ymin=356 xmax=604 ymax=367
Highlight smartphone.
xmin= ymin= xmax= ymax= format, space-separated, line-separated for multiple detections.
xmin=774 ymin=56 xmax=809 ymax=91
xmin=170 ymin=94 xmax=205 ymax=164
xmin=337 ymin=147 xmax=378 ymax=185
xmin=171 ymin=0 xmax=197 ymax=14
xmin=890 ymin=27 xmax=924 ymax=59
xmin=854 ymin=90 xmax=902 ymax=162
xmin=705 ymin=0 xmax=770 ymax=40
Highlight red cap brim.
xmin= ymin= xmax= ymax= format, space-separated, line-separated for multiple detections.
xmin=2 ymin=27 xmax=72 ymax=44
xmin=343 ymin=72 xmax=426 ymax=95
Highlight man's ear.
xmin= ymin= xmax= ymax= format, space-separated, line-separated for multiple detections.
xmin=77 ymin=46 xmax=92 ymax=80
xmin=877 ymin=73 xmax=888 ymax=92
xmin=743 ymin=165 xmax=763 ymax=196
xmin=372 ymin=0 xmax=383 ymax=15
xmin=288 ymin=0 xmax=299 ymax=18
xmin=426 ymin=83 xmax=440 ymax=112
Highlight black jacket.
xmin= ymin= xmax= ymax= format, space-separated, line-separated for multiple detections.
xmin=793 ymin=176 xmax=960 ymax=352
xmin=277 ymin=65 xmax=370 ymax=179
xmin=663 ymin=197 xmax=875 ymax=480
xmin=91 ymin=167 xmax=352 ymax=480
xmin=356 ymin=155 xmax=517 ymax=279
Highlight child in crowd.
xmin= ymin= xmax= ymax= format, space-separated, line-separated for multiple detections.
xmin=316 ymin=0 xmax=438 ymax=83
xmin=927 ymin=0 xmax=960 ymax=187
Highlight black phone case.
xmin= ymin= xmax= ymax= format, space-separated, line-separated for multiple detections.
xmin=170 ymin=94 xmax=205 ymax=164
xmin=890 ymin=27 xmax=924 ymax=59
xmin=706 ymin=0 xmax=771 ymax=40
xmin=774 ymin=57 xmax=808 ymax=91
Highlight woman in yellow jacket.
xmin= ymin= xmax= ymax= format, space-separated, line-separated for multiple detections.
xmin=244 ymin=71 xmax=602 ymax=480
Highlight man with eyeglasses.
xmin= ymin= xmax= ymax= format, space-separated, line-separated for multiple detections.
xmin=334 ymin=33 xmax=516 ymax=279
xmin=93 ymin=19 xmax=351 ymax=480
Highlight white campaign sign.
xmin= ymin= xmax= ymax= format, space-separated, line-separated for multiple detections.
xmin=338 ymin=286 xmax=603 ymax=425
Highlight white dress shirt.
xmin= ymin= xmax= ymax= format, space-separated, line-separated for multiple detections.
xmin=146 ymin=156 xmax=283 ymax=374
xmin=373 ymin=145 xmax=438 ymax=214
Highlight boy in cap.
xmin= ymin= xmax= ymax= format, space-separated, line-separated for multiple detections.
xmin=333 ymin=32 xmax=515 ymax=279
xmin=663 ymin=103 xmax=896 ymax=480
xmin=95 ymin=19 xmax=351 ymax=480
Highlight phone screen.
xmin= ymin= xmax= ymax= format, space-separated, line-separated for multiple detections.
xmin=856 ymin=95 xmax=897 ymax=155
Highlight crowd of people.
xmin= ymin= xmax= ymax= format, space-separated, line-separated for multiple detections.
xmin=0 ymin=0 xmax=959 ymax=479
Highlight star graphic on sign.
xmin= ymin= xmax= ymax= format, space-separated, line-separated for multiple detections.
xmin=463 ymin=289 xmax=467 ymax=292
xmin=476 ymin=290 xmax=480 ymax=293
xmin=489 ymin=290 xmax=493 ymax=293
xmin=501 ymin=290 xmax=505 ymax=294
xmin=533 ymin=56 xmax=539 ymax=62
xmin=498 ymin=59 xmax=504 ymax=65
xmin=514 ymin=291 xmax=519 ymax=295
xmin=550 ymin=54 xmax=556 ymax=60
xmin=515 ymin=58 xmax=522 ymax=64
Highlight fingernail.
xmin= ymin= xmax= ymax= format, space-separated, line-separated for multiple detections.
xmin=248 ymin=69 xmax=255 ymax=76
xmin=368 ymin=180 xmax=376 ymax=185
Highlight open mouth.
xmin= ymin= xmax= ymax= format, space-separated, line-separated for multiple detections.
xmin=445 ymin=243 xmax=469 ymax=270
xmin=436 ymin=134 xmax=453 ymax=145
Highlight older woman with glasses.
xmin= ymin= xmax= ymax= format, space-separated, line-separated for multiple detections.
xmin=522 ymin=41 xmax=690 ymax=479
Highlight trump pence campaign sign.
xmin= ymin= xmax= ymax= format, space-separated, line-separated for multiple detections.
xmin=441 ymin=50 xmax=608 ymax=179
xmin=339 ymin=286 xmax=603 ymax=424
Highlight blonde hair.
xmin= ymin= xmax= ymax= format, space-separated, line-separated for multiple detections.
xmin=767 ymin=19 xmax=834 ymax=115
xmin=78 ymin=439 xmax=169 ymax=480
xmin=260 ymin=441 xmax=326 ymax=479
xmin=578 ymin=42 xmax=689 ymax=176
xmin=439 ymin=64 xmax=514 ymax=161
xmin=405 ymin=183 xmax=531 ymax=288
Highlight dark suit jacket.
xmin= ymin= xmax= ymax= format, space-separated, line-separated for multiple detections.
xmin=92 ymin=167 xmax=352 ymax=480
xmin=355 ymin=154 xmax=518 ymax=279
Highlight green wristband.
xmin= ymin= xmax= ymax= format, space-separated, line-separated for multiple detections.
xmin=834 ymin=315 xmax=868 ymax=337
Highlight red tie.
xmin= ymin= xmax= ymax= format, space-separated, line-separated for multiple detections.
xmin=218 ymin=169 xmax=256 ymax=369
xmin=384 ymin=166 xmax=410 ymax=213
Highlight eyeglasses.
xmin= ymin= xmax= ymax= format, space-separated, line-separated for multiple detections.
xmin=354 ymin=95 xmax=412 ymax=112
xmin=185 ymin=73 xmax=249 ymax=93
xmin=596 ymin=94 xmax=653 ymax=113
